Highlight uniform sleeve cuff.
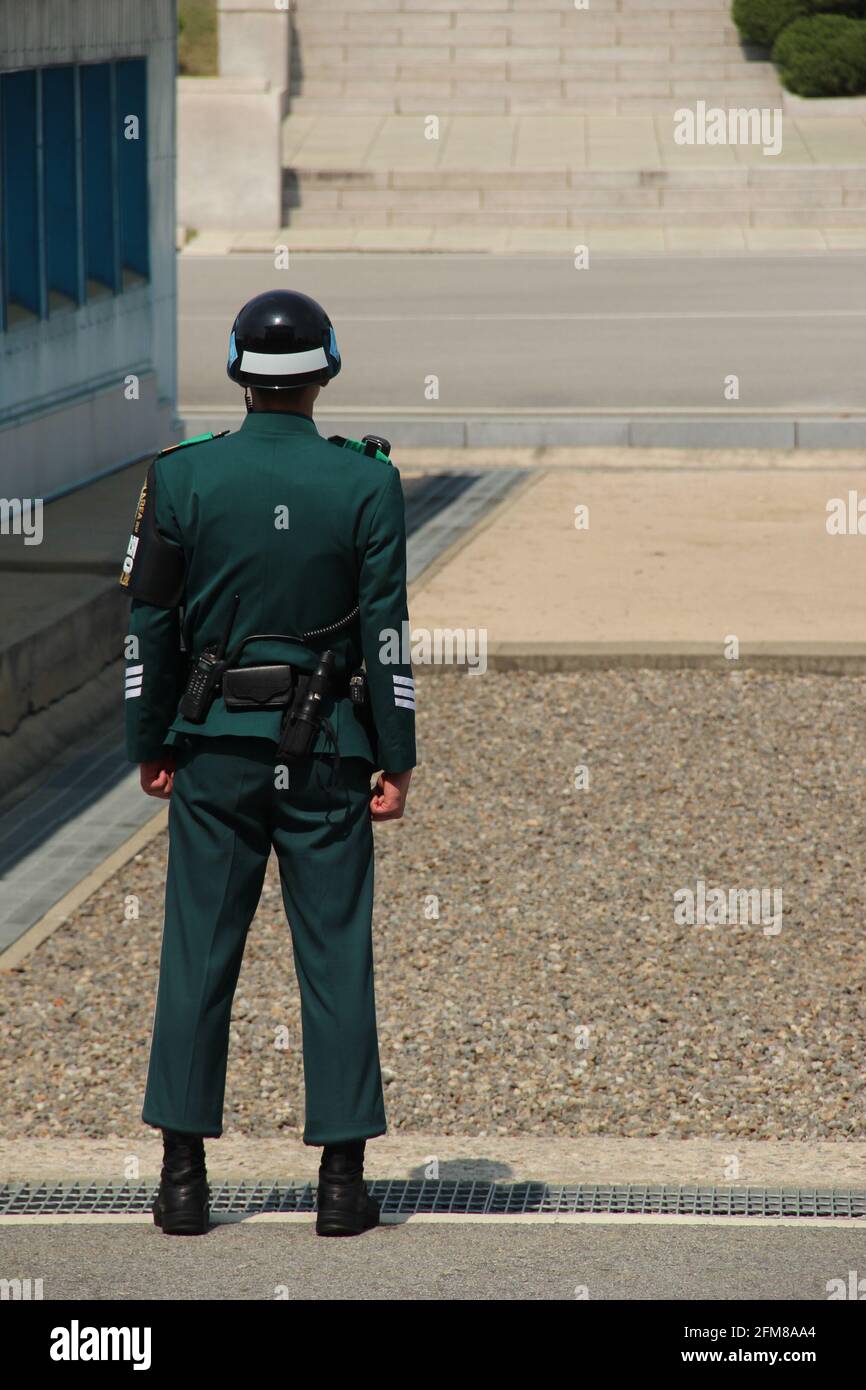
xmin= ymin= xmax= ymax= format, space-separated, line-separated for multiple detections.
xmin=378 ymin=751 xmax=417 ymax=773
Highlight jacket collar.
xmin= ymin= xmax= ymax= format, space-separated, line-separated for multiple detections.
xmin=239 ymin=410 xmax=321 ymax=438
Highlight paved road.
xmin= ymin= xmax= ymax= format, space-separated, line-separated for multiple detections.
xmin=2 ymin=1219 xmax=864 ymax=1301
xmin=179 ymin=253 xmax=866 ymax=415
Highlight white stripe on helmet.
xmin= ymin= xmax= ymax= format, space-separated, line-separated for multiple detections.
xmin=240 ymin=346 xmax=328 ymax=376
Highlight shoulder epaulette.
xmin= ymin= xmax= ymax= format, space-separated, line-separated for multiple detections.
xmin=157 ymin=430 xmax=230 ymax=460
xmin=327 ymin=434 xmax=392 ymax=465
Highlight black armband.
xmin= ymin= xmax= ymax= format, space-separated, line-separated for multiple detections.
xmin=119 ymin=464 xmax=185 ymax=607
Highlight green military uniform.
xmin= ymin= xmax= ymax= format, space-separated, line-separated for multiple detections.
xmin=124 ymin=410 xmax=416 ymax=1143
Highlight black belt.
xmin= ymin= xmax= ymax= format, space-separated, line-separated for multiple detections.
xmin=179 ymin=612 xmax=362 ymax=729
xmin=221 ymin=662 xmax=357 ymax=712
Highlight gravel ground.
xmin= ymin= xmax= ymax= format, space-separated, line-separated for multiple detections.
xmin=1 ymin=669 xmax=864 ymax=1142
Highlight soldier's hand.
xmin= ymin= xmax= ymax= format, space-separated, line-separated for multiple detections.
xmin=370 ymin=769 xmax=412 ymax=822
xmin=140 ymin=757 xmax=177 ymax=799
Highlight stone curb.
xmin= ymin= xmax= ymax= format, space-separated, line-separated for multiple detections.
xmin=180 ymin=231 xmax=866 ymax=257
xmin=182 ymin=411 xmax=866 ymax=451
xmin=427 ymin=642 xmax=866 ymax=675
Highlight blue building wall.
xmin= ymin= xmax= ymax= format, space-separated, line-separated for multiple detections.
xmin=0 ymin=0 xmax=177 ymax=498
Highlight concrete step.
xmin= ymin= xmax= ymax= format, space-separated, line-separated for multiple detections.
xmin=290 ymin=0 xmax=737 ymax=15
xmin=0 ymin=457 xmax=146 ymax=793
xmin=290 ymin=38 xmax=749 ymax=58
xmin=291 ymin=40 xmax=751 ymax=66
xmin=289 ymin=166 xmax=866 ymax=194
xmin=287 ymin=88 xmax=784 ymax=116
xmin=288 ymin=5 xmax=751 ymax=51
xmin=290 ymin=6 xmax=741 ymax=15
xmin=289 ymin=188 xmax=847 ymax=213
xmin=282 ymin=204 xmax=866 ymax=228
xmin=289 ymin=64 xmax=778 ymax=88
xmin=286 ymin=2 xmax=772 ymax=115
xmin=291 ymin=0 xmax=736 ymax=5
xmin=282 ymin=159 xmax=865 ymax=229
xmin=289 ymin=20 xmax=745 ymax=43
xmin=289 ymin=75 xmax=778 ymax=96
xmin=288 ymin=174 xmax=856 ymax=201
xmin=287 ymin=167 xmax=865 ymax=191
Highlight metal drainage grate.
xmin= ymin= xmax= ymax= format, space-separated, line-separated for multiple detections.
xmin=0 ymin=1181 xmax=864 ymax=1219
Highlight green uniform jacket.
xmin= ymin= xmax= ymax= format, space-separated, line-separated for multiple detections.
xmin=123 ymin=411 xmax=417 ymax=772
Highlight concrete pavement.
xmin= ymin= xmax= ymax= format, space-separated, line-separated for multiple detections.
xmin=177 ymin=253 xmax=866 ymax=446
xmin=407 ymin=453 xmax=866 ymax=656
xmin=2 ymin=1220 xmax=863 ymax=1300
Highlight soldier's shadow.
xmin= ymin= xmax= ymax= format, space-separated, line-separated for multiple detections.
xmin=407 ymin=1158 xmax=513 ymax=1184
xmin=374 ymin=1156 xmax=517 ymax=1227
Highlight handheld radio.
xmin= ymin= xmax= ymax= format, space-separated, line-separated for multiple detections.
xmin=179 ymin=594 xmax=240 ymax=723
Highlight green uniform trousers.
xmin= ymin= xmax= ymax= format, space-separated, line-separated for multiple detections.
xmin=142 ymin=736 xmax=387 ymax=1145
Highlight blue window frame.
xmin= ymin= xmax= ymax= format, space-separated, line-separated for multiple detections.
xmin=116 ymin=59 xmax=149 ymax=281
xmin=81 ymin=62 xmax=118 ymax=295
xmin=1 ymin=70 xmax=43 ymax=324
xmin=42 ymin=65 xmax=82 ymax=308
xmin=1 ymin=58 xmax=149 ymax=330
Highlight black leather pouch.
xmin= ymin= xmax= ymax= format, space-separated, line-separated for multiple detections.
xmin=222 ymin=664 xmax=296 ymax=711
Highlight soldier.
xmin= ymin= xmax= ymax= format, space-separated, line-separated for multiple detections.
xmin=121 ymin=290 xmax=416 ymax=1237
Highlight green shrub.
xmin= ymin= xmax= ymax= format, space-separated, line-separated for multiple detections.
xmin=806 ymin=0 xmax=866 ymax=14
xmin=178 ymin=0 xmax=217 ymax=76
xmin=772 ymin=14 xmax=866 ymax=95
xmin=732 ymin=0 xmax=866 ymax=45
xmin=732 ymin=0 xmax=809 ymax=46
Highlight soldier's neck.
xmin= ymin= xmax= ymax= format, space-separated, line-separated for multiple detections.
xmin=248 ymin=386 xmax=319 ymax=417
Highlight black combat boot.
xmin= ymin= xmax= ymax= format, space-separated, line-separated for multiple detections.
xmin=315 ymin=1140 xmax=380 ymax=1237
xmin=152 ymin=1129 xmax=210 ymax=1236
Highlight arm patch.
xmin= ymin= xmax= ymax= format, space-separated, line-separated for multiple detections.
xmin=119 ymin=464 xmax=185 ymax=607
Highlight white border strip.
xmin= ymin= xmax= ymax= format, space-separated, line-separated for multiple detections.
xmin=240 ymin=347 xmax=327 ymax=376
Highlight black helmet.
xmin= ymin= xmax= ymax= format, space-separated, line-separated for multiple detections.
xmin=226 ymin=289 xmax=341 ymax=390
